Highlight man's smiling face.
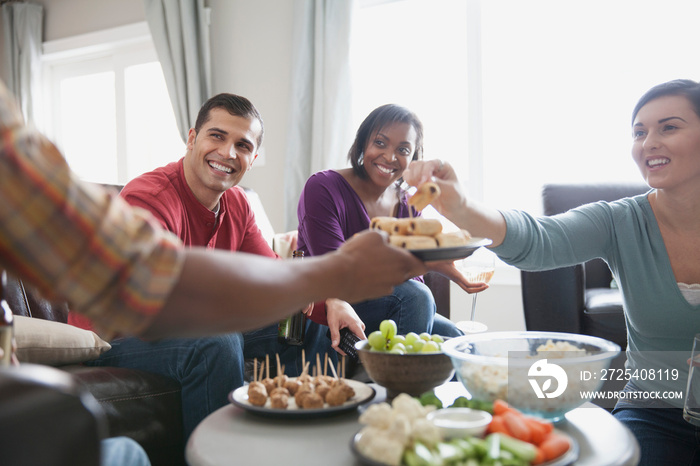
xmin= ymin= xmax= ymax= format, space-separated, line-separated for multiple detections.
xmin=183 ymin=107 xmax=261 ymax=210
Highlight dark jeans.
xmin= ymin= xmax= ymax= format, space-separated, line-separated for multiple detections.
xmin=352 ymin=279 xmax=462 ymax=337
xmin=613 ymin=381 xmax=700 ymax=465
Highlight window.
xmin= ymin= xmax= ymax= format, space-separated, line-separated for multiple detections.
xmin=41 ymin=23 xmax=184 ymax=185
xmin=351 ymin=0 xmax=700 ymax=214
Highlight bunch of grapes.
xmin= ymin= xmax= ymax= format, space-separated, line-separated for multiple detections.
xmin=367 ymin=319 xmax=444 ymax=354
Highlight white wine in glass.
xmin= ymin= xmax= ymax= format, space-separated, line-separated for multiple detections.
xmin=456 ymin=247 xmax=495 ymax=334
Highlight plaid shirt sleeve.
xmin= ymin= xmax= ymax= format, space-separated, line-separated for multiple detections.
xmin=0 ymin=81 xmax=185 ymax=338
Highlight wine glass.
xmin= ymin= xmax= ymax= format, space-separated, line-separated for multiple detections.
xmin=456 ymin=247 xmax=495 ymax=334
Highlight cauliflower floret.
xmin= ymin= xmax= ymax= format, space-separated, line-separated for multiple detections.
xmin=356 ymin=426 xmax=405 ymax=466
xmin=385 ymin=413 xmax=412 ymax=446
xmin=392 ymin=393 xmax=431 ymax=420
xmin=411 ymin=417 xmax=442 ymax=447
xmin=358 ymin=402 xmax=393 ymax=429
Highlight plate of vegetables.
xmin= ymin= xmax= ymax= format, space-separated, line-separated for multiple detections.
xmin=351 ymin=394 xmax=578 ymax=466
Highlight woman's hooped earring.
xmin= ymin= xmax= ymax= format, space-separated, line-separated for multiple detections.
xmin=358 ymin=152 xmax=364 ymax=165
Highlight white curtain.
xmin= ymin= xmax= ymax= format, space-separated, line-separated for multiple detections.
xmin=143 ymin=0 xmax=211 ymax=143
xmin=1 ymin=2 xmax=42 ymax=125
xmin=283 ymin=0 xmax=356 ymax=230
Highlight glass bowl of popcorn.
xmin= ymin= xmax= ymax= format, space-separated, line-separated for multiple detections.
xmin=442 ymin=331 xmax=621 ymax=421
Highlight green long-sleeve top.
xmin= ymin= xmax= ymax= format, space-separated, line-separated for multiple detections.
xmin=493 ymin=192 xmax=700 ymax=407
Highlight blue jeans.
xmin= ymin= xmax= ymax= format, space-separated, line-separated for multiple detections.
xmin=86 ymin=333 xmax=246 ymax=441
xmin=87 ymin=322 xmax=333 ymax=441
xmin=613 ymin=382 xmax=700 ymax=465
xmin=243 ymin=319 xmax=334 ymax=376
xmin=352 ymin=280 xmax=463 ymax=337
xmin=101 ymin=437 xmax=150 ymax=466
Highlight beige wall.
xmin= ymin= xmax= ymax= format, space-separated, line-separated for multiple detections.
xmin=33 ymin=0 xmax=146 ymax=41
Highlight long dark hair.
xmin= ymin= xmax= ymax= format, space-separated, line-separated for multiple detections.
xmin=348 ymin=104 xmax=424 ymax=179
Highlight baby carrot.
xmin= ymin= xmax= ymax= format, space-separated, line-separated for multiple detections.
xmin=502 ymin=411 xmax=532 ymax=443
xmin=487 ymin=414 xmax=510 ymax=435
xmin=532 ymin=447 xmax=547 ymax=465
xmin=492 ymin=399 xmax=513 ymax=416
xmin=523 ymin=417 xmax=549 ymax=445
xmin=539 ymin=433 xmax=571 ymax=461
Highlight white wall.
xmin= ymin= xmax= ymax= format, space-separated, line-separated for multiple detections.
xmin=20 ymin=0 xmax=525 ymax=331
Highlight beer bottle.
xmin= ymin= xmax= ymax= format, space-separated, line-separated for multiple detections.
xmin=277 ymin=250 xmax=306 ymax=345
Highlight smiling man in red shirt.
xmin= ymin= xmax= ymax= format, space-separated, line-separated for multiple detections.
xmin=84 ymin=93 xmax=365 ymax=441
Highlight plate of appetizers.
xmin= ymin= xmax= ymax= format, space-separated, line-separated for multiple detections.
xmin=229 ymin=376 xmax=376 ymax=419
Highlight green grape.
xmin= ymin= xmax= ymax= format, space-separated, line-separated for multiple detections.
xmin=419 ymin=332 xmax=432 ymax=341
xmin=388 ymin=346 xmax=405 ymax=355
xmin=404 ymin=344 xmax=414 ymax=353
xmin=412 ymin=339 xmax=425 ymax=353
xmin=405 ymin=332 xmax=420 ymax=346
xmin=379 ymin=319 xmax=398 ymax=339
xmin=391 ymin=342 xmax=407 ymax=353
xmin=430 ymin=334 xmax=444 ymax=343
xmin=368 ymin=330 xmax=387 ymax=351
xmin=421 ymin=341 xmax=440 ymax=353
xmin=389 ymin=335 xmax=406 ymax=348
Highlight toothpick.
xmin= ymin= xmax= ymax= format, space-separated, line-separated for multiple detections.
xmin=265 ymin=354 xmax=270 ymax=379
xmin=324 ymin=353 xmax=328 ymax=376
xmin=328 ymin=358 xmax=338 ymax=379
xmin=253 ymin=358 xmax=257 ymax=382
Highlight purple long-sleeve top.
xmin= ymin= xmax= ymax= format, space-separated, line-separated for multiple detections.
xmin=297 ymin=170 xmax=423 ymax=281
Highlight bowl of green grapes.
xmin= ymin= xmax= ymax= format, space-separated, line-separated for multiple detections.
xmin=355 ymin=319 xmax=455 ymax=398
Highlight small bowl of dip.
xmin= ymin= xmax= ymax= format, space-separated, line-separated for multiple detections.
xmin=427 ymin=408 xmax=492 ymax=439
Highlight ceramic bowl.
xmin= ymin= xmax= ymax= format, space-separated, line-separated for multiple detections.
xmin=355 ymin=340 xmax=455 ymax=398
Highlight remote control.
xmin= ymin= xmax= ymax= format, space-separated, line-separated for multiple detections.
xmin=327 ymin=328 xmax=361 ymax=362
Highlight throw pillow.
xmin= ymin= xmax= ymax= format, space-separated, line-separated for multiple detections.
xmin=14 ymin=315 xmax=111 ymax=366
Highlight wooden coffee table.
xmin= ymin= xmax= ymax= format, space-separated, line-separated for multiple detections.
xmin=186 ymin=382 xmax=640 ymax=466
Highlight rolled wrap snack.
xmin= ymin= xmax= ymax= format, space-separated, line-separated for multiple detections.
xmin=408 ymin=181 xmax=441 ymax=212
xmin=389 ymin=235 xmax=438 ymax=249
xmin=369 ymin=216 xmax=397 ymax=234
xmin=407 ymin=218 xmax=442 ymax=236
xmin=435 ymin=229 xmax=472 ymax=247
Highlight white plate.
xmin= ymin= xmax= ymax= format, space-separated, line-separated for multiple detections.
xmin=350 ymin=427 xmax=579 ymax=466
xmin=229 ymin=378 xmax=376 ymax=419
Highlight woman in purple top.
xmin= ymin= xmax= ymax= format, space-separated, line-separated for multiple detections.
xmin=297 ymin=104 xmax=482 ymax=337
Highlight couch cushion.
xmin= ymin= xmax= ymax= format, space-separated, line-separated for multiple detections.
xmin=14 ymin=315 xmax=111 ymax=366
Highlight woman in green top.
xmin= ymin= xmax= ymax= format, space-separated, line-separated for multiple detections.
xmin=404 ymin=79 xmax=700 ymax=465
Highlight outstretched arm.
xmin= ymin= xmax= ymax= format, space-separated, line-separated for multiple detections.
xmin=404 ymin=160 xmax=507 ymax=247
xmin=143 ymin=230 xmax=425 ymax=339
